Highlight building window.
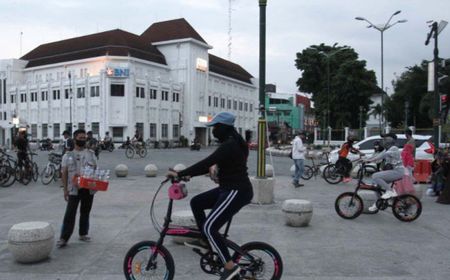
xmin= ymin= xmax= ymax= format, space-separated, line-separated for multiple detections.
xmin=111 ymin=84 xmax=125 ymax=97
xmin=91 ymin=122 xmax=99 ymax=136
xmin=233 ymin=100 xmax=237 ymax=110
xmin=149 ymin=89 xmax=157 ymax=99
xmin=136 ymin=87 xmax=145 ymax=98
xmin=3 ymin=112 xmax=6 ymax=120
xmin=227 ymin=99 xmax=231 ymax=109
xmin=65 ymin=123 xmax=72 ymax=132
xmin=214 ymin=97 xmax=218 ymax=107
xmin=10 ymin=95 xmax=15 ymax=103
xmin=53 ymin=123 xmax=60 ymax=138
xmin=135 ymin=122 xmax=144 ymax=138
xmin=239 ymin=101 xmax=243 ymax=111
xmin=172 ymin=124 xmax=179 ymax=138
xmin=208 ymin=96 xmax=211 ymax=106
xmin=112 ymin=127 xmax=123 ymax=141
xmin=90 ymin=86 xmax=99 ymax=97
xmin=42 ymin=124 xmax=48 ymax=138
xmin=65 ymin=89 xmax=70 ymax=99
xmin=30 ymin=92 xmax=37 ymax=102
xmin=41 ymin=91 xmax=48 ymax=101
xmin=52 ymin=90 xmax=60 ymax=100
xmin=78 ymin=123 xmax=85 ymax=130
xmin=250 ymin=104 xmax=253 ymax=112
xmin=244 ymin=102 xmax=248 ymax=111
xmin=77 ymin=87 xmax=85 ymax=98
xmin=161 ymin=90 xmax=169 ymax=101
xmin=220 ymin=98 xmax=225 ymax=108
xmin=149 ymin=123 xmax=157 ymax=138
xmin=173 ymin=92 xmax=179 ymax=102
xmin=161 ymin=124 xmax=168 ymax=138
xmin=31 ymin=124 xmax=37 ymax=138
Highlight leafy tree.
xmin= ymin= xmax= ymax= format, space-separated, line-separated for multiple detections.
xmin=295 ymin=44 xmax=378 ymax=129
xmin=369 ymin=104 xmax=383 ymax=130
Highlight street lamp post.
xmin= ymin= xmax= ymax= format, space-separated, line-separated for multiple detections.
xmin=257 ymin=0 xmax=267 ymax=178
xmin=68 ymin=71 xmax=73 ymax=134
xmin=355 ymin=11 xmax=407 ymax=132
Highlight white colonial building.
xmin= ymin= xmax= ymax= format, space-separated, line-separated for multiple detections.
xmin=0 ymin=18 xmax=258 ymax=147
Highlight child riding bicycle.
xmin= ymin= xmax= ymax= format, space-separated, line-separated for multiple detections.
xmin=336 ymin=136 xmax=363 ymax=183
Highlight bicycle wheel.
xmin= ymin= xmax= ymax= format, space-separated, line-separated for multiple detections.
xmin=41 ymin=164 xmax=55 ymax=185
xmin=232 ymin=241 xmax=283 ymax=280
xmin=0 ymin=165 xmax=11 ymax=187
xmin=16 ymin=166 xmax=31 ymax=185
xmin=301 ymin=165 xmax=314 ymax=180
xmin=123 ymin=240 xmax=175 ymax=280
xmin=125 ymin=147 xmax=135 ymax=159
xmin=138 ymin=147 xmax=148 ymax=158
xmin=323 ymin=164 xmax=343 ymax=184
xmin=32 ymin=162 xmax=39 ymax=182
xmin=335 ymin=192 xmax=363 ymax=219
xmin=392 ymin=195 xmax=422 ymax=222
xmin=357 ymin=165 xmax=377 ymax=181
xmin=1 ymin=165 xmax=16 ymax=187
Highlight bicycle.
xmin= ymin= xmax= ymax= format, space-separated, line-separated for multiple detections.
xmin=15 ymin=152 xmax=39 ymax=185
xmin=41 ymin=152 xmax=63 ymax=185
xmin=302 ymin=151 xmax=331 ymax=180
xmin=334 ymin=161 xmax=422 ymax=222
xmin=322 ymin=155 xmax=377 ymax=184
xmin=123 ymin=176 xmax=284 ymax=280
xmin=0 ymin=151 xmax=17 ymax=187
xmin=125 ymin=142 xmax=148 ymax=159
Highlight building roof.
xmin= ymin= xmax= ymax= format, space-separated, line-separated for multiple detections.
xmin=21 ymin=29 xmax=167 ymax=68
xmin=209 ymin=54 xmax=253 ymax=84
xmin=140 ymin=18 xmax=207 ymax=44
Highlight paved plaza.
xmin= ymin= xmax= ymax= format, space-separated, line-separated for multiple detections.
xmin=0 ymin=148 xmax=450 ymax=279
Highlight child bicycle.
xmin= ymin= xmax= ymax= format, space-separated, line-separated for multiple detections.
xmin=123 ymin=176 xmax=283 ymax=280
xmin=334 ymin=161 xmax=422 ymax=222
xmin=322 ymin=154 xmax=377 ymax=184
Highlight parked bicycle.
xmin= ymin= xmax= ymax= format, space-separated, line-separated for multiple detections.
xmin=0 ymin=150 xmax=17 ymax=187
xmin=302 ymin=151 xmax=331 ymax=180
xmin=41 ymin=152 xmax=63 ymax=185
xmin=322 ymin=155 xmax=377 ymax=184
xmin=334 ymin=160 xmax=422 ymax=222
xmin=125 ymin=142 xmax=147 ymax=159
xmin=123 ymin=176 xmax=283 ymax=280
xmin=15 ymin=152 xmax=39 ymax=185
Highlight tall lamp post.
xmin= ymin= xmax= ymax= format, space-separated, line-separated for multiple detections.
xmin=68 ymin=71 xmax=73 ymax=134
xmin=257 ymin=0 xmax=267 ymax=178
xmin=355 ymin=11 xmax=407 ymax=132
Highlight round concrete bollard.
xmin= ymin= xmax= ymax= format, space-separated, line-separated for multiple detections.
xmin=265 ymin=164 xmax=274 ymax=177
xmin=8 ymin=221 xmax=54 ymax=263
xmin=173 ymin=164 xmax=186 ymax=172
xmin=357 ymin=190 xmax=379 ymax=213
xmin=171 ymin=210 xmax=198 ymax=244
xmin=144 ymin=164 xmax=158 ymax=177
xmin=282 ymin=199 xmax=313 ymax=227
xmin=115 ymin=164 xmax=128 ymax=177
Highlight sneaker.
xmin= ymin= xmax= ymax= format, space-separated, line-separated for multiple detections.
xmin=184 ymin=239 xmax=209 ymax=254
xmin=79 ymin=235 xmax=91 ymax=242
xmin=220 ymin=265 xmax=241 ymax=280
xmin=381 ymin=190 xmax=398 ymax=199
xmin=292 ymin=181 xmax=299 ymax=188
xmin=56 ymin=239 xmax=67 ymax=248
xmin=368 ymin=203 xmax=378 ymax=212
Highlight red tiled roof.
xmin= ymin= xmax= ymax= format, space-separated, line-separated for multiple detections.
xmin=140 ymin=18 xmax=207 ymax=44
xmin=209 ymin=54 xmax=253 ymax=84
xmin=21 ymin=29 xmax=166 ymax=68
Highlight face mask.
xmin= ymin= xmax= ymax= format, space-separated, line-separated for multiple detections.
xmin=212 ymin=125 xmax=230 ymax=142
xmin=76 ymin=139 xmax=86 ymax=147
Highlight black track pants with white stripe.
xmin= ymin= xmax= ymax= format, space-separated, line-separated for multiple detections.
xmin=190 ymin=186 xmax=252 ymax=264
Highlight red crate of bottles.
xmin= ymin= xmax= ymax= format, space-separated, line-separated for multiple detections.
xmin=78 ymin=177 xmax=109 ymax=191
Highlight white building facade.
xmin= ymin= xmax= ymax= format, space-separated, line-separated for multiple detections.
xmin=0 ymin=18 xmax=258 ymax=147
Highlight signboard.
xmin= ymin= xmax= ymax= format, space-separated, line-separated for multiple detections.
xmin=196 ymin=58 xmax=208 ymax=72
xmin=106 ymin=68 xmax=129 ymax=78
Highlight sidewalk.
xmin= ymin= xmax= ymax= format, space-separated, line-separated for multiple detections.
xmin=0 ymin=174 xmax=450 ymax=279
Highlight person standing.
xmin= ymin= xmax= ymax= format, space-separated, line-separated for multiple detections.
xmin=57 ymin=129 xmax=97 ymax=248
xmin=15 ymin=130 xmax=30 ymax=170
xmin=292 ymin=131 xmax=306 ymax=188
xmin=405 ymin=129 xmax=416 ymax=159
xmin=62 ymin=130 xmax=74 ymax=155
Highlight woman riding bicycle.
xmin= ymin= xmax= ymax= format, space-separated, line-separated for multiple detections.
xmin=167 ymin=111 xmax=253 ymax=280
xmin=365 ymin=133 xmax=404 ymax=211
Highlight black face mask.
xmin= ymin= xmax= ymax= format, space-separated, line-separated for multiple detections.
xmin=212 ymin=125 xmax=231 ymax=142
xmin=76 ymin=139 xmax=86 ymax=147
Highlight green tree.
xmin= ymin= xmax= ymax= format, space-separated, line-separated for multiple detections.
xmin=369 ymin=104 xmax=383 ymax=130
xmin=295 ymin=44 xmax=377 ymax=129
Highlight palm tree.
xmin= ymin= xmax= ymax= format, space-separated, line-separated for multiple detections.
xmin=370 ymin=104 xmax=383 ymax=131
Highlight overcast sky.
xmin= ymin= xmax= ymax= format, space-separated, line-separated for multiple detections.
xmin=1 ymin=0 xmax=449 ymax=94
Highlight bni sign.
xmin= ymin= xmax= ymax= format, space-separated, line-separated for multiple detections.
xmin=106 ymin=68 xmax=130 ymax=78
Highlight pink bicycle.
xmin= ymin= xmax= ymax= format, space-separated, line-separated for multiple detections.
xmin=123 ymin=176 xmax=283 ymax=279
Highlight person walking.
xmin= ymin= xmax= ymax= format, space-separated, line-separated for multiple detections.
xmin=57 ymin=129 xmax=97 ymax=248
xmin=292 ymin=131 xmax=306 ymax=188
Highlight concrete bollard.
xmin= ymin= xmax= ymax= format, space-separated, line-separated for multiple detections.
xmin=171 ymin=210 xmax=198 ymax=244
xmin=265 ymin=164 xmax=274 ymax=177
xmin=173 ymin=164 xmax=186 ymax=172
xmin=144 ymin=164 xmax=158 ymax=177
xmin=115 ymin=164 xmax=128 ymax=177
xmin=8 ymin=221 xmax=54 ymax=263
xmin=357 ymin=190 xmax=379 ymax=213
xmin=282 ymin=199 xmax=313 ymax=227
xmin=250 ymin=177 xmax=275 ymax=204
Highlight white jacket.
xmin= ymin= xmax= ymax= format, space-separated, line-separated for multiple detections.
xmin=292 ymin=136 xmax=306 ymax=160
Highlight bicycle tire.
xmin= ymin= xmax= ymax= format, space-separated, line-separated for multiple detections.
xmin=335 ymin=192 xmax=363 ymax=219
xmin=392 ymin=194 xmax=422 ymax=222
xmin=0 ymin=165 xmax=11 ymax=187
xmin=32 ymin=162 xmax=39 ymax=182
xmin=125 ymin=147 xmax=135 ymax=159
xmin=1 ymin=165 xmax=16 ymax=187
xmin=123 ymin=240 xmax=175 ymax=280
xmin=356 ymin=165 xmax=377 ymax=181
xmin=301 ymin=165 xmax=314 ymax=180
xmin=323 ymin=164 xmax=343 ymax=184
xmin=41 ymin=164 xmax=55 ymax=185
xmin=232 ymin=241 xmax=283 ymax=280
xmin=138 ymin=147 xmax=148 ymax=158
